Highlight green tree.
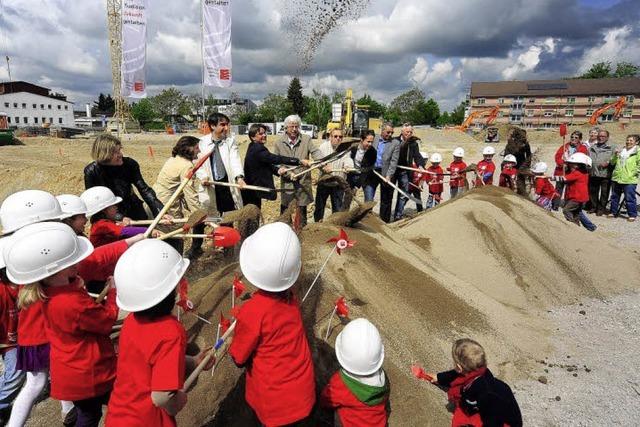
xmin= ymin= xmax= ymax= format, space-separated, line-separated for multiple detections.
xmin=255 ymin=94 xmax=293 ymax=122
xmin=355 ymin=93 xmax=386 ymax=118
xmin=386 ymin=88 xmax=440 ymax=125
xmin=150 ymin=88 xmax=188 ymax=118
xmin=436 ymin=111 xmax=451 ymax=127
xmin=450 ymin=101 xmax=467 ymax=125
xmin=236 ymin=111 xmax=256 ymax=125
xmin=130 ymin=98 xmax=157 ymax=125
xmin=580 ymin=61 xmax=612 ymax=79
xmin=91 ymin=93 xmax=115 ymax=115
xmin=613 ymin=61 xmax=640 ymax=77
xmin=287 ymin=77 xmax=305 ymax=116
xmin=303 ymin=90 xmax=332 ymax=128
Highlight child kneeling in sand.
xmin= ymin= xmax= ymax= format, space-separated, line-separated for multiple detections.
xmin=321 ymin=318 xmax=390 ymax=427
xmin=532 ymin=162 xmax=559 ymax=211
xmin=424 ymin=338 xmax=522 ymax=427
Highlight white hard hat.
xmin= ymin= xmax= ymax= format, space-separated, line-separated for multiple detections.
xmin=430 ymin=153 xmax=442 ymax=163
xmin=532 ymin=162 xmax=548 ymax=174
xmin=453 ymin=147 xmax=465 ymax=158
xmin=114 ymin=239 xmax=189 ymax=312
xmin=335 ymin=318 xmax=385 ymax=376
xmin=56 ymin=195 xmax=88 ymax=219
xmin=567 ymin=152 xmax=591 ymax=166
xmin=0 ymin=236 xmax=13 ymax=269
xmin=81 ymin=186 xmax=122 ymax=217
xmin=419 ymin=151 xmax=428 ymax=159
xmin=504 ymin=154 xmax=517 ymax=163
xmin=482 ymin=146 xmax=496 ymax=156
xmin=0 ymin=190 xmax=66 ymax=234
xmin=239 ymin=222 xmax=301 ymax=292
xmin=3 ymin=222 xmax=93 ymax=284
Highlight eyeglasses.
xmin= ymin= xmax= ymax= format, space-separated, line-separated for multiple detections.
xmin=333 ymin=135 xmax=343 ymax=139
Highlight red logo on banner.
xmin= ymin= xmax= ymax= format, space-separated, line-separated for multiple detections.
xmin=133 ymin=81 xmax=144 ymax=92
xmin=219 ymin=69 xmax=230 ymax=80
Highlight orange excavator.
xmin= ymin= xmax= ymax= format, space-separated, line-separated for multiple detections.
xmin=449 ymin=106 xmax=500 ymax=132
xmin=589 ymin=97 xmax=626 ymax=125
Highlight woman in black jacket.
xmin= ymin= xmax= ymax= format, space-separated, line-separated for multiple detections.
xmin=84 ymin=133 xmax=164 ymax=220
xmin=348 ymin=130 xmax=377 ymax=202
xmin=242 ymin=124 xmax=309 ymax=209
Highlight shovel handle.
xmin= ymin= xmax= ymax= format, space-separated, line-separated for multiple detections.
xmin=184 ymin=321 xmax=236 ymax=390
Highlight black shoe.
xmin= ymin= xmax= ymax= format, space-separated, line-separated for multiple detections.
xmin=184 ymin=246 xmax=204 ymax=260
xmin=63 ymin=407 xmax=77 ymax=427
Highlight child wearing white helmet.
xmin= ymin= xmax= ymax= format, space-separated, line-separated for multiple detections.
xmin=0 ymin=190 xmax=66 ymax=235
xmin=427 ymin=153 xmax=444 ymax=208
xmin=475 ymin=146 xmax=496 ymax=187
xmin=447 ymin=148 xmax=467 ymax=198
xmin=106 ymin=239 xmax=213 ymax=425
xmin=320 ymin=318 xmax=390 ymax=426
xmin=81 ymin=186 xmax=157 ymax=248
xmin=499 ymin=155 xmax=518 ymax=191
xmin=553 ymin=153 xmax=591 ymax=226
xmin=531 ymin=162 xmax=559 ymax=211
xmin=0 ymin=237 xmax=26 ymax=425
xmin=3 ymin=222 xmax=115 ymax=426
xmin=57 ymin=194 xmax=89 ymax=236
xmin=230 ymin=222 xmax=316 ymax=426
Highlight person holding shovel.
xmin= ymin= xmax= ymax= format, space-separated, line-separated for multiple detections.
xmin=608 ymin=134 xmax=640 ymax=221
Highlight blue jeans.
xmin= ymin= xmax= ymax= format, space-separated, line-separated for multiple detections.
xmin=427 ymin=193 xmax=441 ymax=209
xmin=314 ymin=185 xmax=344 ymax=222
xmin=0 ymin=348 xmax=25 ymax=409
xmin=579 ymin=210 xmax=597 ymax=232
xmin=348 ymin=174 xmax=376 ymax=202
xmin=393 ymin=171 xmax=410 ymax=220
xmin=610 ymin=182 xmax=638 ymax=218
xmin=363 ymin=184 xmax=375 ymax=202
xmin=450 ymin=186 xmax=465 ymax=198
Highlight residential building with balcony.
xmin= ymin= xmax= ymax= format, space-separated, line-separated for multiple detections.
xmin=468 ymin=77 xmax=640 ymax=129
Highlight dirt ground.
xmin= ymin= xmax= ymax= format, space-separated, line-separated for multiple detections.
xmin=2 ymin=124 xmax=640 ymax=426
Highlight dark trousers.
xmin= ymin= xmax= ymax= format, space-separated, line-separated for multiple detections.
xmin=314 ymin=185 xmax=344 ymax=222
xmin=214 ymin=180 xmax=236 ymax=213
xmin=553 ymin=180 xmax=566 ymax=210
xmin=379 ymin=177 xmax=395 ymax=223
xmin=241 ymin=190 xmax=262 ymax=210
xmin=588 ymin=176 xmax=611 ymax=214
xmin=393 ymin=171 xmax=411 ymax=220
xmin=411 ymin=187 xmax=423 ymax=212
xmin=280 ymin=204 xmax=308 ymax=228
xmin=563 ymin=200 xmax=584 ymax=224
xmin=73 ymin=392 xmax=110 ymax=427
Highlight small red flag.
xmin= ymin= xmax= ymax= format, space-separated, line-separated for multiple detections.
xmin=327 ymin=229 xmax=356 ymax=255
xmin=176 ymin=278 xmax=194 ymax=312
xmin=411 ymin=364 xmax=434 ymax=382
xmin=335 ymin=297 xmax=349 ymax=317
xmin=559 ymin=123 xmax=567 ymax=137
xmin=219 ymin=313 xmax=231 ymax=334
xmin=233 ymin=274 xmax=246 ymax=298
xmin=219 ymin=69 xmax=230 ymax=80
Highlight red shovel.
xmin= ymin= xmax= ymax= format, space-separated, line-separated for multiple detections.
xmin=209 ymin=226 xmax=241 ymax=248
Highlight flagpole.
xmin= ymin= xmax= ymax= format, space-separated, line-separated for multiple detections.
xmin=200 ymin=0 xmax=206 ymax=123
xmin=302 ymin=245 xmax=337 ymax=303
xmin=324 ymin=306 xmax=337 ymax=341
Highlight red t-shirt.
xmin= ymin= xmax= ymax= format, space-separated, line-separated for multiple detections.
xmin=534 ymin=177 xmax=557 ymax=199
xmin=411 ymin=163 xmax=428 ymax=187
xmin=90 ymin=219 xmax=124 ymax=248
xmin=554 ymin=143 xmax=588 ymax=176
xmin=17 ymin=300 xmax=47 ymax=346
xmin=229 ymin=291 xmax=315 ymax=426
xmin=427 ymin=165 xmax=444 ymax=194
xmin=0 ymin=282 xmax=19 ymax=354
xmin=499 ymin=166 xmax=517 ymax=189
xmin=106 ymin=314 xmax=186 ymax=427
xmin=564 ymin=169 xmax=589 ymax=203
xmin=320 ymin=371 xmax=389 ymax=427
xmin=475 ymin=160 xmax=496 ymax=186
xmin=78 ymin=240 xmax=128 ymax=283
xmin=447 ymin=161 xmax=467 ymax=188
xmin=42 ymin=279 xmax=118 ymax=400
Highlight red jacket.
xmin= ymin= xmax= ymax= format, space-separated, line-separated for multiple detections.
xmin=42 ymin=279 xmax=118 ymax=400
xmin=90 ymin=219 xmax=124 ymax=248
xmin=475 ymin=160 xmax=496 ymax=186
xmin=411 ymin=162 xmax=428 ymax=187
xmin=0 ymin=282 xmax=19 ymax=355
xmin=499 ymin=167 xmax=517 ymax=189
xmin=18 ymin=300 xmax=47 ymax=346
xmin=78 ymin=240 xmax=128 ymax=283
xmin=534 ymin=177 xmax=557 ymax=199
xmin=427 ymin=165 xmax=444 ymax=194
xmin=320 ymin=371 xmax=389 ymax=427
xmin=554 ymin=143 xmax=588 ymax=176
xmin=106 ymin=314 xmax=186 ymax=427
xmin=447 ymin=161 xmax=467 ymax=188
xmin=229 ymin=291 xmax=315 ymax=427
xmin=564 ymin=169 xmax=589 ymax=203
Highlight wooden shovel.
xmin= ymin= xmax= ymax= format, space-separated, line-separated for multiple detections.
xmin=203 ymin=180 xmax=280 ymax=193
xmin=372 ymin=170 xmax=422 ymax=204
xmin=157 ymin=209 xmax=209 ymax=241
xmin=129 ymin=215 xmax=222 ymax=226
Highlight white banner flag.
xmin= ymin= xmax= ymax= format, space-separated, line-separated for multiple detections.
xmin=202 ymin=0 xmax=232 ymax=87
xmin=121 ymin=0 xmax=148 ymax=98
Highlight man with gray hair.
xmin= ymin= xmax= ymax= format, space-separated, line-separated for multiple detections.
xmin=273 ymin=114 xmax=322 ymax=227
xmin=588 ymin=129 xmax=616 ymax=216
xmin=372 ymin=122 xmax=400 ymax=222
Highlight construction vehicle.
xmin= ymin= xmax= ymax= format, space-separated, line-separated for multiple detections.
xmin=0 ymin=113 xmax=14 ymax=145
xmin=449 ymin=106 xmax=500 ymax=133
xmin=326 ymin=89 xmax=381 ymax=137
xmin=589 ymin=96 xmax=626 ymax=125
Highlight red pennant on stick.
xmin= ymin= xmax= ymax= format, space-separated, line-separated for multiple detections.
xmin=411 ymin=364 xmax=434 ymax=382
xmin=335 ymin=297 xmax=349 ymax=318
xmin=219 ymin=313 xmax=231 ymax=334
xmin=148 ymin=145 xmax=155 ymax=158
xmin=327 ymin=229 xmax=355 ymax=255
xmin=176 ymin=278 xmax=194 ymax=312
xmin=233 ymin=274 xmax=246 ymax=298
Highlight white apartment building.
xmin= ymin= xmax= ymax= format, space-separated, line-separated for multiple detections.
xmin=0 ymin=81 xmax=75 ymax=127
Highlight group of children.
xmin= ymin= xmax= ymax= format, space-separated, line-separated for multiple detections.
xmin=0 ymin=183 xmax=523 ymax=426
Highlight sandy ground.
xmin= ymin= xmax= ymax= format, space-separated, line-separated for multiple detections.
xmin=1 ymin=124 xmax=640 ymax=426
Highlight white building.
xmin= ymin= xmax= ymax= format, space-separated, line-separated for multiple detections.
xmin=0 ymin=81 xmax=75 ymax=127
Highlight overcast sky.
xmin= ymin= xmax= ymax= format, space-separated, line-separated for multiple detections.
xmin=1 ymin=0 xmax=639 ymax=111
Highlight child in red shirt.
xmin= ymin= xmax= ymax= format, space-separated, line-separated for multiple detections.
xmin=531 ymin=162 xmax=559 ymax=211
xmin=321 ymin=318 xmax=390 ymax=427
xmin=499 ymin=155 xmax=518 ymax=191
xmin=4 ymin=222 xmax=117 ymax=426
xmin=230 ymin=222 xmax=316 ymax=426
xmin=475 ymin=147 xmax=496 ymax=187
xmin=447 ymin=148 xmax=467 ymax=198
xmin=106 ymin=239 xmax=213 ymax=427
xmin=557 ymin=153 xmax=591 ymax=225
xmin=410 ymin=157 xmax=428 ymax=212
xmin=427 ymin=153 xmax=444 ymax=208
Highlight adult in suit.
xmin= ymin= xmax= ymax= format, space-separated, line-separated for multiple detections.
xmin=372 ymin=123 xmax=400 ymax=223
